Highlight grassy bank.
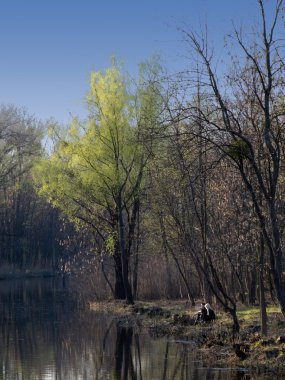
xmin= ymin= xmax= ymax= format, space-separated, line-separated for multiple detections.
xmin=90 ymin=300 xmax=285 ymax=375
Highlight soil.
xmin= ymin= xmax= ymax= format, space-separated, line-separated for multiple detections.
xmin=89 ymin=299 xmax=285 ymax=376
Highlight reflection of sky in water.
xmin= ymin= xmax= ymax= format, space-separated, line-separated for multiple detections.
xmin=0 ymin=278 xmax=277 ymax=380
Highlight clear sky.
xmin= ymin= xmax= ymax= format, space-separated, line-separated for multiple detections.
xmin=0 ymin=0 xmax=282 ymax=125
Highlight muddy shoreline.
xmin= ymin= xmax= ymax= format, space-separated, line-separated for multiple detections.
xmin=90 ymin=300 xmax=285 ymax=376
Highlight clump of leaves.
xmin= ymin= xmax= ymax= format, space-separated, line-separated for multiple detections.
xmin=105 ymin=232 xmax=118 ymax=255
xmin=227 ymin=139 xmax=251 ymax=161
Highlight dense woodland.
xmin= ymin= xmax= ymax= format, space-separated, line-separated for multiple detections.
xmin=1 ymin=0 xmax=285 ymax=332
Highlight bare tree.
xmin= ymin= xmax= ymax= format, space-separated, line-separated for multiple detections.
xmin=179 ymin=0 xmax=285 ymax=317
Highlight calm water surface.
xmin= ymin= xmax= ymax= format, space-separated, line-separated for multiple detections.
xmin=0 ymin=278 xmax=280 ymax=379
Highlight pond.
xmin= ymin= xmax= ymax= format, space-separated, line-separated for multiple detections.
xmin=0 ymin=277 xmax=279 ymax=379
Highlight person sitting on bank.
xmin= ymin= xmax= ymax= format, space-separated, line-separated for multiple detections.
xmin=194 ymin=302 xmax=208 ymax=324
xmin=205 ymin=303 xmax=216 ymax=321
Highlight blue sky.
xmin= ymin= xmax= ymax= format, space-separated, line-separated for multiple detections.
xmin=0 ymin=0 xmax=282 ymax=125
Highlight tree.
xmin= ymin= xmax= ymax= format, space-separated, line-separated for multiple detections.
xmin=179 ymin=0 xmax=285 ymax=319
xmin=0 ymin=105 xmax=75 ymax=272
xmin=0 ymin=105 xmax=42 ymax=184
xmin=34 ymin=61 xmax=161 ymax=303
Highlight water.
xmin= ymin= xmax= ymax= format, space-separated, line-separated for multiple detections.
xmin=0 ymin=278 xmax=279 ymax=379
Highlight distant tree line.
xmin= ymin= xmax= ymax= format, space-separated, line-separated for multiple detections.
xmin=0 ymin=105 xmax=78 ymax=272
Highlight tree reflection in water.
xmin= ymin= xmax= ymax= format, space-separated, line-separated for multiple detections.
xmin=0 ymin=278 xmax=272 ymax=379
xmin=114 ymin=326 xmax=135 ymax=379
xmin=112 ymin=325 xmax=252 ymax=380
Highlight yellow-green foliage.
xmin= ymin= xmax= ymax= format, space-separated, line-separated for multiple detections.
xmin=105 ymin=231 xmax=118 ymax=255
xmin=227 ymin=138 xmax=251 ymax=161
xmin=33 ymin=60 xmax=161 ymax=236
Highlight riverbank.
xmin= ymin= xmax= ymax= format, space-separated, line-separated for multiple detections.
xmin=89 ymin=300 xmax=285 ymax=376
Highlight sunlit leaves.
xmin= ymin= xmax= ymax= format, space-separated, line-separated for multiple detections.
xmin=33 ymin=59 xmax=161 ymax=239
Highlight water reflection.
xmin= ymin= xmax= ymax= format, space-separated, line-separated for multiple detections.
xmin=0 ymin=278 xmax=279 ymax=379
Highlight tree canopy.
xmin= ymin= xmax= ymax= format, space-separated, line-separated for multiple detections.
xmin=33 ymin=60 xmax=162 ymax=303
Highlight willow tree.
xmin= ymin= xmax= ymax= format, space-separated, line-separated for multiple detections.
xmin=34 ymin=61 xmax=161 ymax=303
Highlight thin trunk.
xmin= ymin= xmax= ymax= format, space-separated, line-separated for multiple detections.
xmin=113 ymin=246 xmax=126 ymax=299
xmin=259 ymin=270 xmax=267 ymax=336
xmin=260 ymin=231 xmax=268 ymax=336
xmin=118 ymin=194 xmax=133 ymax=304
xmin=101 ymin=257 xmax=115 ymax=298
xmin=197 ymin=75 xmax=210 ymax=303
xmin=159 ymin=213 xmax=195 ymax=304
xmin=132 ymin=209 xmax=140 ymax=300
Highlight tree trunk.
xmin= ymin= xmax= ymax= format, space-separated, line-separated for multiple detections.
xmin=259 ymin=272 xmax=267 ymax=336
xmin=229 ymin=306 xmax=240 ymax=337
xmin=113 ymin=248 xmax=126 ymax=299
xmin=118 ymin=194 xmax=134 ymax=304
xmin=259 ymin=233 xmax=267 ymax=336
